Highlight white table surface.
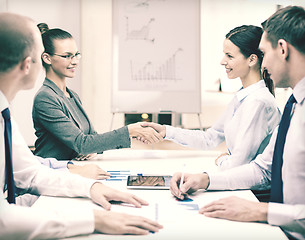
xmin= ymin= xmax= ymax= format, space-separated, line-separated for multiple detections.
xmin=33 ymin=148 xmax=287 ymax=240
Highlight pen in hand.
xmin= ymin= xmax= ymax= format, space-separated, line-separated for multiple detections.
xmin=179 ymin=164 xmax=186 ymax=198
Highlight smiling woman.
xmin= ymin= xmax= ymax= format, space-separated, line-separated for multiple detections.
xmin=143 ymin=25 xmax=281 ymax=171
xmin=32 ymin=23 xmax=163 ymax=162
xmin=222 ymin=25 xmax=274 ymax=95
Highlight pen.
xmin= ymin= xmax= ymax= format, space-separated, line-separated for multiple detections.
xmin=179 ymin=164 xmax=186 ymax=198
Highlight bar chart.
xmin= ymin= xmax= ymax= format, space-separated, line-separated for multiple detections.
xmin=130 ymin=48 xmax=183 ymax=82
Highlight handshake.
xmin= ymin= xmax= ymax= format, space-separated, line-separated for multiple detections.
xmin=127 ymin=122 xmax=166 ymax=144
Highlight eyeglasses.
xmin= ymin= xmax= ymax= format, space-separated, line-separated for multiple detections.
xmin=53 ymin=52 xmax=81 ymax=61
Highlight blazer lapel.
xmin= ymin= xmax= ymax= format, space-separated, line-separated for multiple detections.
xmin=43 ymin=79 xmax=82 ymax=129
xmin=66 ymin=88 xmax=94 ymax=132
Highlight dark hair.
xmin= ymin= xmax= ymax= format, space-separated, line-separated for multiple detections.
xmin=226 ymin=25 xmax=274 ymax=96
xmin=0 ymin=16 xmax=34 ymax=72
xmin=37 ymin=23 xmax=72 ymax=69
xmin=226 ymin=25 xmax=263 ymax=63
xmin=262 ymin=5 xmax=305 ymax=55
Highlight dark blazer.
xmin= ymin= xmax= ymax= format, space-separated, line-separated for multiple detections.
xmin=32 ymin=78 xmax=130 ymax=160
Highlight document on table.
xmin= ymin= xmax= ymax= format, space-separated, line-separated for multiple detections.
xmin=106 ymin=170 xmax=130 ymax=181
xmin=109 ymin=198 xmax=200 ymax=223
xmin=33 ymin=193 xmax=287 ymax=240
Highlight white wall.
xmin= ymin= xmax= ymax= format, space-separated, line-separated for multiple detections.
xmin=81 ymin=0 xmax=117 ymax=134
xmin=81 ymin=0 xmax=303 ymax=132
xmin=201 ymin=0 xmax=278 ymax=92
xmin=186 ymin=0 xmax=298 ymax=128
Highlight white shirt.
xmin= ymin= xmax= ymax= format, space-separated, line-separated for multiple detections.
xmin=0 ymin=91 xmax=96 ymax=239
xmin=166 ymin=80 xmax=281 ymax=170
xmin=37 ymin=156 xmax=70 ymax=170
xmin=208 ymin=77 xmax=305 ymax=239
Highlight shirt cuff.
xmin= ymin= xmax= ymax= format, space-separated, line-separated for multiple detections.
xmin=51 ymin=160 xmax=69 ymax=171
xmin=268 ymin=202 xmax=298 ymax=226
xmin=39 ymin=157 xmax=70 ymax=170
xmin=164 ymin=125 xmax=174 ymax=140
xmin=205 ymin=171 xmax=227 ymax=190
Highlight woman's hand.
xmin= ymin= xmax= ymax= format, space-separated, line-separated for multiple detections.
xmin=170 ymin=172 xmax=210 ymax=200
xmin=128 ymin=122 xmax=164 ymax=144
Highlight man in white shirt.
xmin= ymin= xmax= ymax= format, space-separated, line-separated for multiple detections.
xmin=0 ymin=12 xmax=162 ymax=239
xmin=170 ymin=6 xmax=305 ymax=240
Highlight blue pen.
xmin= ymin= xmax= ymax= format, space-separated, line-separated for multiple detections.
xmin=179 ymin=164 xmax=186 ymax=198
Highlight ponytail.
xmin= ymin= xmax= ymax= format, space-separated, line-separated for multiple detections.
xmin=262 ymin=69 xmax=275 ymax=96
xmin=37 ymin=23 xmax=72 ymax=69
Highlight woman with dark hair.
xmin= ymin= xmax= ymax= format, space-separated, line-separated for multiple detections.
xmin=32 ymin=23 xmax=162 ymax=161
xmin=143 ymin=25 xmax=281 ymax=170
xmin=225 ymin=25 xmax=274 ymax=95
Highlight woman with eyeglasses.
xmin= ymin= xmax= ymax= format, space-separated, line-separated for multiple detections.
xmin=32 ymin=24 xmax=163 ymax=172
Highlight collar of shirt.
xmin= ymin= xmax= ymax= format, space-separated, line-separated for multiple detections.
xmin=0 ymin=90 xmax=9 ymax=113
xmin=293 ymin=76 xmax=305 ymax=105
xmin=235 ymin=80 xmax=266 ymax=103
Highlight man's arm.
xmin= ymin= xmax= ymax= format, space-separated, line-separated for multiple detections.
xmin=0 ymin=196 xmax=94 ymax=239
xmin=170 ymin=142 xmax=274 ymax=199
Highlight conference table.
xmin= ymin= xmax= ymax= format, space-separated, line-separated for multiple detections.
xmin=33 ymin=141 xmax=287 ymax=240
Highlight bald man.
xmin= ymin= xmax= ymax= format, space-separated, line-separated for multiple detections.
xmin=0 ymin=12 xmax=162 ymax=239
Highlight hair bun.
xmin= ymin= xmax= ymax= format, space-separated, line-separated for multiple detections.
xmin=37 ymin=23 xmax=49 ymax=34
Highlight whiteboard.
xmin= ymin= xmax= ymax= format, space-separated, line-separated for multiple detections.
xmin=112 ymin=0 xmax=201 ymax=113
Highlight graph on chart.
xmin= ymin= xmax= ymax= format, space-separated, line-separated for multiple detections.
xmin=114 ymin=0 xmax=199 ymax=99
xmin=113 ymin=0 xmax=200 ymax=112
xmin=125 ymin=17 xmax=155 ymax=42
xmin=130 ymin=48 xmax=183 ymax=81
xmin=125 ymin=0 xmax=166 ymax=10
